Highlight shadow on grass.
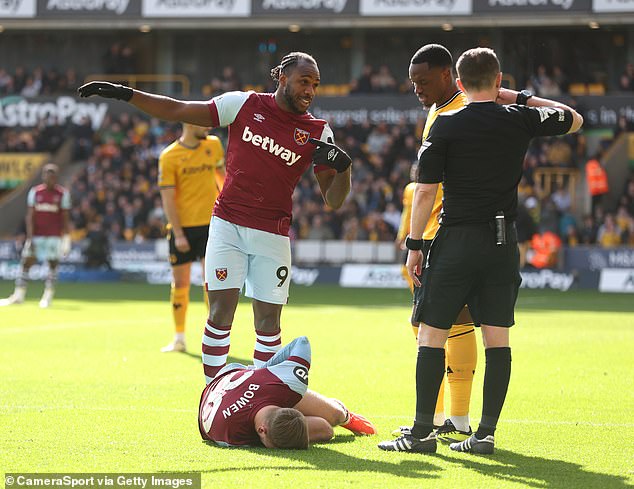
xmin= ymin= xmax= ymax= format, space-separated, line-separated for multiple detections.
xmin=435 ymin=448 xmax=631 ymax=489
xmin=201 ymin=443 xmax=441 ymax=480
xmin=198 ymin=441 xmax=632 ymax=487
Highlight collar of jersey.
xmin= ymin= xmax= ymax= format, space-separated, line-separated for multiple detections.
xmin=435 ymin=90 xmax=463 ymax=111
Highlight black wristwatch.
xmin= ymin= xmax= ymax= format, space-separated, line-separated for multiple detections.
xmin=405 ymin=236 xmax=424 ymax=251
xmin=516 ymin=90 xmax=533 ymax=106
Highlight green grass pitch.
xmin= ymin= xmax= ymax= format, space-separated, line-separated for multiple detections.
xmin=1 ymin=280 xmax=633 ymax=488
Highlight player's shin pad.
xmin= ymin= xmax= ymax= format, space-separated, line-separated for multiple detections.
xmin=446 ymin=323 xmax=477 ymax=417
xmin=171 ymin=286 xmax=190 ymax=333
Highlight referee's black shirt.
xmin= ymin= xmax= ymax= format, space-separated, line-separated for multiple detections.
xmin=417 ymin=102 xmax=573 ymax=225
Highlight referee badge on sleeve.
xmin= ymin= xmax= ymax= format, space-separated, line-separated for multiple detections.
xmin=215 ymin=268 xmax=228 ymax=281
xmin=418 ymin=141 xmax=432 ymax=158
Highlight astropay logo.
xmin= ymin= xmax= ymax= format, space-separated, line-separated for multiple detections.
xmin=143 ymin=0 xmax=251 ymax=16
xmin=261 ymin=0 xmax=348 ymax=12
xmin=241 ymin=126 xmax=301 ymax=166
xmin=45 ymin=0 xmax=130 ymax=14
xmin=0 ymin=0 xmax=36 ymax=17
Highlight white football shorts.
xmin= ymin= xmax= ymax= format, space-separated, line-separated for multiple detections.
xmin=205 ymin=216 xmax=291 ymax=305
xmin=23 ymin=236 xmax=63 ymax=262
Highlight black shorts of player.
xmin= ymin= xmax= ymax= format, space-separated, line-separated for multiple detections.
xmin=168 ymin=225 xmax=209 ymax=266
xmin=412 ymin=222 xmax=522 ymax=329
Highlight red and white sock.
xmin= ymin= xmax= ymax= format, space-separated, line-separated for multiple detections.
xmin=253 ymin=329 xmax=281 ymax=367
xmin=202 ymin=320 xmax=231 ymax=384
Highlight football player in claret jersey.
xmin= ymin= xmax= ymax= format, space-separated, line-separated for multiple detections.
xmin=158 ymin=123 xmax=225 ymax=353
xmin=79 ymin=52 xmax=352 ymax=382
xmin=1 ymin=164 xmax=71 ymax=308
xmin=392 ymin=44 xmax=478 ymax=444
xmin=199 ymin=336 xmax=376 ymax=448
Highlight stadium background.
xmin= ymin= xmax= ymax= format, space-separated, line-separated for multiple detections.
xmin=1 ymin=0 xmax=634 ymax=293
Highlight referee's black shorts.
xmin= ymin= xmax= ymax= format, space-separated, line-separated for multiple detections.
xmin=168 ymin=225 xmax=209 ymax=266
xmin=413 ymin=222 xmax=522 ymax=329
xmin=412 ymin=240 xmax=472 ymax=326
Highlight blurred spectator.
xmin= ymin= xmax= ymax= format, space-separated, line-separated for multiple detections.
xmin=103 ymin=43 xmax=122 ymax=74
xmin=552 ymin=66 xmax=569 ymax=94
xmin=350 ymin=65 xmax=373 ymax=94
xmin=21 ymin=75 xmax=42 ymax=98
xmin=597 ymin=213 xmax=622 ymax=247
xmin=209 ymin=66 xmax=242 ymax=95
xmin=382 ymin=202 xmax=401 ymax=234
xmin=13 ymin=66 xmax=27 ymax=93
xmin=0 ymin=68 xmax=14 ymax=95
xmin=71 ymin=116 xmax=96 ymax=161
xmin=619 ymin=63 xmax=634 ymax=91
xmin=366 ymin=122 xmax=391 ymax=155
xmin=0 ymin=65 xmax=84 ymax=97
xmin=84 ymin=219 xmax=111 ymax=269
xmin=371 ymin=65 xmax=398 ymax=93
xmin=528 ymin=65 xmax=559 ymax=97
xmin=551 ymin=183 xmax=572 ymax=214
xmin=562 ymin=224 xmax=580 ymax=247
xmin=614 ymin=115 xmax=634 ymax=139
xmin=307 ymin=215 xmax=335 ymax=240
xmin=546 ymin=138 xmax=573 ymax=167
xmin=539 ymin=197 xmax=560 ymax=234
xmin=585 ymin=151 xmax=609 ymax=215
xmin=578 ymin=214 xmax=598 ymax=245
xmin=615 ymin=204 xmax=632 ymax=237
xmin=102 ymin=42 xmax=136 ymax=76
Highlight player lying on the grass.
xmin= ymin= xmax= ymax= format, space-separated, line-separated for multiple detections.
xmin=198 ymin=336 xmax=376 ymax=448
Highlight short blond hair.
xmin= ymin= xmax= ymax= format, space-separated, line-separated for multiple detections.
xmin=267 ymin=408 xmax=309 ymax=449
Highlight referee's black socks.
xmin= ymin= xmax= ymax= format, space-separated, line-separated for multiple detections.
xmin=412 ymin=346 xmax=445 ymax=439
xmin=476 ymin=346 xmax=512 ymax=439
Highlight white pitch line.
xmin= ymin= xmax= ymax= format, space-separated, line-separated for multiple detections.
xmin=0 ymin=318 xmax=160 ymax=335
xmin=0 ymin=405 xmax=192 ymax=413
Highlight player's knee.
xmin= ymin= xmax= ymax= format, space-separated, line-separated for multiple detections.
xmin=253 ymin=302 xmax=282 ymax=332
xmin=208 ymin=304 xmax=235 ymax=325
xmin=310 ymin=419 xmax=334 ymax=442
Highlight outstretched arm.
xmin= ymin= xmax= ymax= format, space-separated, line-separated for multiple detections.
xmin=78 ymin=82 xmax=213 ymax=126
xmin=128 ymin=91 xmax=213 ymax=126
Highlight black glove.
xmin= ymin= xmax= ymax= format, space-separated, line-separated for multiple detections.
xmin=308 ymin=137 xmax=352 ymax=173
xmin=77 ymin=81 xmax=133 ymax=102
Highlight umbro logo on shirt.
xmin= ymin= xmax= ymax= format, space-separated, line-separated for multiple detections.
xmin=242 ymin=126 xmax=301 ymax=166
xmin=253 ymin=113 xmax=265 ymax=123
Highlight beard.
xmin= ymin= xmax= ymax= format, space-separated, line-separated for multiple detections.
xmin=282 ymin=85 xmax=306 ymax=114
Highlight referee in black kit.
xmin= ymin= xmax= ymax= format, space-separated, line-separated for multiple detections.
xmin=379 ymin=47 xmax=583 ymax=455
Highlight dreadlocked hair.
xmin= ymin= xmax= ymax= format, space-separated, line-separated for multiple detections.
xmin=270 ymin=52 xmax=317 ymax=85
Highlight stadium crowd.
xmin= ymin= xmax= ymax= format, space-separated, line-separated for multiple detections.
xmin=32 ymin=112 xmax=629 ymax=255
xmin=1 ymin=60 xmax=633 ymax=261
